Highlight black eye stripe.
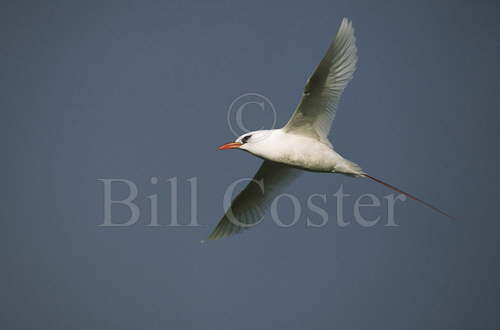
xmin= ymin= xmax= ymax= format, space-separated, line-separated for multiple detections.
xmin=241 ymin=135 xmax=252 ymax=143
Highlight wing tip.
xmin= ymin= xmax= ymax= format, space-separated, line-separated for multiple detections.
xmin=338 ymin=17 xmax=355 ymax=38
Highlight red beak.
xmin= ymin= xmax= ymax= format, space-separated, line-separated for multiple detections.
xmin=218 ymin=142 xmax=242 ymax=150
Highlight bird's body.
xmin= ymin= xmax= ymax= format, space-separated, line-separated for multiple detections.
xmin=208 ymin=18 xmax=453 ymax=240
xmin=243 ymin=129 xmax=363 ymax=175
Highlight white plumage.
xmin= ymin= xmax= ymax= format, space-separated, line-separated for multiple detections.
xmin=209 ymin=18 xmax=452 ymax=240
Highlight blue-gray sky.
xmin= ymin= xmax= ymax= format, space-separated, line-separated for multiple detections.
xmin=2 ymin=1 xmax=500 ymax=329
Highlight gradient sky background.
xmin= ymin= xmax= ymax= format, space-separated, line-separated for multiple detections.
xmin=2 ymin=1 xmax=500 ymax=329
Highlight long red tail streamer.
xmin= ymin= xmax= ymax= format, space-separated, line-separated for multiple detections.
xmin=363 ymin=174 xmax=455 ymax=220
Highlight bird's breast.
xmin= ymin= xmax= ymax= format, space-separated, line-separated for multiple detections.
xmin=257 ymin=134 xmax=342 ymax=172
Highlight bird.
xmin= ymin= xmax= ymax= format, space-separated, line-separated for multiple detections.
xmin=207 ymin=18 xmax=453 ymax=241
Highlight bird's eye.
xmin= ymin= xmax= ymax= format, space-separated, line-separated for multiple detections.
xmin=241 ymin=135 xmax=252 ymax=143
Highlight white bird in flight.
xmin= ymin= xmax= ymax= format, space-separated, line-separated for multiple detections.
xmin=208 ymin=18 xmax=453 ymax=240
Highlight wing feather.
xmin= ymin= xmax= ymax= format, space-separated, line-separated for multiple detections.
xmin=284 ymin=18 xmax=357 ymax=139
xmin=207 ymin=161 xmax=300 ymax=240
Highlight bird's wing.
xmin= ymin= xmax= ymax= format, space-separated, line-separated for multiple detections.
xmin=284 ymin=18 xmax=357 ymax=139
xmin=207 ymin=161 xmax=301 ymax=240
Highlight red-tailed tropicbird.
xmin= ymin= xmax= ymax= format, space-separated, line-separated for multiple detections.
xmin=209 ymin=18 xmax=453 ymax=240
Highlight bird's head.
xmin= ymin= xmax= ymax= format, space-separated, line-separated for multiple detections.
xmin=218 ymin=130 xmax=272 ymax=153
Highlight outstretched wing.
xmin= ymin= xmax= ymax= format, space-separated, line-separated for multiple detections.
xmin=284 ymin=18 xmax=357 ymax=139
xmin=207 ymin=161 xmax=300 ymax=240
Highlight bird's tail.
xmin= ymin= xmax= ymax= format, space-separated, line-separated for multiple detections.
xmin=363 ymin=174 xmax=455 ymax=220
